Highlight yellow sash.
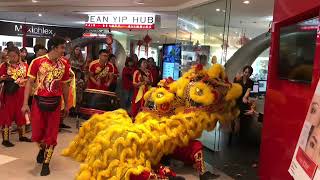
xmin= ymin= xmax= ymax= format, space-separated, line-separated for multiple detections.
xmin=61 ymin=70 xmax=76 ymax=110
xmin=135 ymin=85 xmax=146 ymax=103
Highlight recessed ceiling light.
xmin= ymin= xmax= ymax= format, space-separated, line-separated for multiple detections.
xmin=135 ymin=0 xmax=144 ymax=5
xmin=32 ymin=0 xmax=39 ymax=3
xmin=219 ymin=33 xmax=223 ymax=37
xmin=243 ymin=0 xmax=250 ymax=4
xmin=216 ymin=8 xmax=220 ymax=12
xmin=38 ymin=13 xmax=42 ymax=17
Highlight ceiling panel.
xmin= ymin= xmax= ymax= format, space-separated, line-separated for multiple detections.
xmin=0 ymin=0 xmax=193 ymax=7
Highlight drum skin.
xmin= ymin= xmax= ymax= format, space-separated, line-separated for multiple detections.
xmin=81 ymin=89 xmax=120 ymax=112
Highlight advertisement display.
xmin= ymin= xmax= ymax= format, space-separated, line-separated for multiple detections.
xmin=289 ymin=79 xmax=320 ymax=179
xmin=162 ymin=44 xmax=181 ymax=80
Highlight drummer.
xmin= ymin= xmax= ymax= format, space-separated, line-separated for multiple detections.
xmin=87 ymin=49 xmax=113 ymax=91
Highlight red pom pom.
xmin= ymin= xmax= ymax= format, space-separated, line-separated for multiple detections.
xmin=195 ymin=64 xmax=203 ymax=71
xmin=166 ymin=77 xmax=174 ymax=84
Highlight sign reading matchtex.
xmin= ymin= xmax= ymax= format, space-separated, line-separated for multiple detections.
xmin=85 ymin=14 xmax=155 ymax=30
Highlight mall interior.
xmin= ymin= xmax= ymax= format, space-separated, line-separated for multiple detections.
xmin=0 ymin=0 xmax=319 ymax=180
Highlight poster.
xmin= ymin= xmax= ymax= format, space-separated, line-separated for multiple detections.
xmin=289 ymin=80 xmax=320 ymax=179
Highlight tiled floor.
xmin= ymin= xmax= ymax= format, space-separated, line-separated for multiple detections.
xmin=0 ymin=118 xmax=234 ymax=180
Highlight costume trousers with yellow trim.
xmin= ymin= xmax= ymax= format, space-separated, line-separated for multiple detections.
xmin=31 ymin=99 xmax=61 ymax=146
xmin=0 ymin=88 xmax=26 ymax=127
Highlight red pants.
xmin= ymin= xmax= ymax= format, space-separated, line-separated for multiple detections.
xmin=131 ymin=141 xmax=203 ymax=180
xmin=0 ymin=88 xmax=26 ymax=127
xmin=169 ymin=140 xmax=203 ymax=165
xmin=131 ymin=100 xmax=143 ymax=118
xmin=31 ymin=99 xmax=61 ymax=146
xmin=130 ymin=171 xmax=150 ymax=180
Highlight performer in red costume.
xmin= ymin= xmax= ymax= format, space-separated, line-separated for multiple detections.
xmin=21 ymin=36 xmax=70 ymax=176
xmin=131 ymin=58 xmax=153 ymax=117
xmin=0 ymin=46 xmax=31 ymax=147
xmin=107 ymin=54 xmax=119 ymax=92
xmin=87 ymin=49 xmax=113 ymax=91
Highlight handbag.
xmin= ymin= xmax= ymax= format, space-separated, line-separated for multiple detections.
xmin=3 ymin=78 xmax=19 ymax=95
xmin=34 ymin=96 xmax=61 ymax=112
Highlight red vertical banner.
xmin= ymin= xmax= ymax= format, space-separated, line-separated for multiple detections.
xmin=22 ymin=24 xmax=28 ymax=48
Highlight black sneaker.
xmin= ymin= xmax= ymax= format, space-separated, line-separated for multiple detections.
xmin=200 ymin=172 xmax=220 ymax=180
xmin=169 ymin=176 xmax=185 ymax=180
xmin=40 ymin=163 xmax=50 ymax=176
xmin=59 ymin=123 xmax=71 ymax=129
xmin=37 ymin=149 xmax=45 ymax=164
xmin=19 ymin=137 xmax=32 ymax=142
xmin=2 ymin=140 xmax=14 ymax=147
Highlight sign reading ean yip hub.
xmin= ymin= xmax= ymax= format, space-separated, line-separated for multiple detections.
xmin=85 ymin=14 xmax=155 ymax=30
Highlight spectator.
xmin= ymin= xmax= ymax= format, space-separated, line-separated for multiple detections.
xmin=131 ymin=54 xmax=139 ymax=68
xmin=232 ymin=65 xmax=254 ymax=139
xmin=75 ymin=70 xmax=85 ymax=115
xmin=27 ymin=44 xmax=47 ymax=65
xmin=20 ymin=47 xmax=28 ymax=62
xmin=122 ymin=57 xmax=135 ymax=110
xmin=147 ymin=57 xmax=161 ymax=87
xmin=131 ymin=58 xmax=153 ymax=117
xmin=1 ymin=48 xmax=8 ymax=63
xmin=6 ymin=41 xmax=14 ymax=49
xmin=65 ymin=45 xmax=84 ymax=71
xmin=83 ymin=56 xmax=93 ymax=85
xmin=108 ymin=54 xmax=119 ymax=92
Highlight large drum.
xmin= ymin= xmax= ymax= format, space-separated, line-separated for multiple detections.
xmin=80 ymin=89 xmax=120 ymax=117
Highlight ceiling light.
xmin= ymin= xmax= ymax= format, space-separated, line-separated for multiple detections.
xmin=157 ymin=41 xmax=160 ymax=43
xmin=243 ymin=0 xmax=250 ymax=4
xmin=32 ymin=0 xmax=39 ymax=3
xmin=135 ymin=0 xmax=145 ymax=5
xmin=216 ymin=8 xmax=220 ymax=12
xmin=219 ymin=33 xmax=223 ymax=37
xmin=38 ymin=13 xmax=42 ymax=17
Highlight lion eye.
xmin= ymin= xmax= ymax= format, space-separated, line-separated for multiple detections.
xmin=157 ymin=92 xmax=164 ymax=98
xmin=195 ymin=88 xmax=203 ymax=96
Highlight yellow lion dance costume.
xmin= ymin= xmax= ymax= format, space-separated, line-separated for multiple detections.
xmin=62 ymin=64 xmax=242 ymax=180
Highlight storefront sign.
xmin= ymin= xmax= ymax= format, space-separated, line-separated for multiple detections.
xmin=289 ymin=79 xmax=320 ymax=179
xmin=14 ymin=24 xmax=54 ymax=36
xmin=0 ymin=21 xmax=83 ymax=39
xmin=85 ymin=14 xmax=155 ymax=29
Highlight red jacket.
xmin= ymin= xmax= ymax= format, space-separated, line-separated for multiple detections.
xmin=122 ymin=66 xmax=135 ymax=91
xmin=150 ymin=66 xmax=160 ymax=87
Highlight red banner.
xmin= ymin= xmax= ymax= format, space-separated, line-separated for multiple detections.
xmin=85 ymin=23 xmax=155 ymax=30
xmin=296 ymin=147 xmax=318 ymax=178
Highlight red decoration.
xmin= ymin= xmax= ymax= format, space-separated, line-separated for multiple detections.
xmin=195 ymin=64 xmax=203 ymax=71
xmin=106 ymin=34 xmax=113 ymax=53
xmin=137 ymin=40 xmax=144 ymax=56
xmin=143 ymin=34 xmax=152 ymax=57
xmin=238 ymin=34 xmax=250 ymax=46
